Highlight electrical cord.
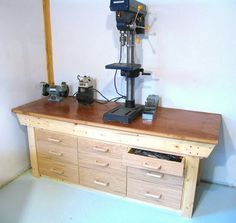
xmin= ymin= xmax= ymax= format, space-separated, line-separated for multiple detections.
xmin=94 ymin=97 xmax=123 ymax=104
xmin=93 ymin=42 xmax=126 ymax=104
xmin=92 ymin=88 xmax=124 ymax=104
xmin=92 ymin=88 xmax=109 ymax=101
xmin=74 ymin=39 xmax=126 ymax=104
xmin=72 ymin=92 xmax=78 ymax=97
xmin=114 ymin=43 xmax=126 ymax=99
xmin=73 ymin=88 xmax=124 ymax=104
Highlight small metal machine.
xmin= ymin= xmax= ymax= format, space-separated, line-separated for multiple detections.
xmin=103 ymin=0 xmax=150 ymax=123
xmin=42 ymin=82 xmax=69 ymax=102
xmin=76 ymin=75 xmax=94 ymax=104
xmin=142 ymin=95 xmax=159 ymax=120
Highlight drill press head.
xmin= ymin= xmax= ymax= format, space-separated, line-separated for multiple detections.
xmin=110 ymin=0 xmax=147 ymax=34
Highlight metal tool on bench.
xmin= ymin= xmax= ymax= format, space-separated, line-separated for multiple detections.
xmin=103 ymin=0 xmax=150 ymax=124
xmin=142 ymin=95 xmax=159 ymax=120
xmin=41 ymin=82 xmax=69 ymax=102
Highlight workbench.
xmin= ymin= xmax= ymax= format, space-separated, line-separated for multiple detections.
xmin=12 ymin=97 xmax=221 ymax=217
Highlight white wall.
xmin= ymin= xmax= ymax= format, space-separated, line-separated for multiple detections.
xmin=50 ymin=0 xmax=236 ymax=186
xmin=0 ymin=0 xmax=47 ymax=186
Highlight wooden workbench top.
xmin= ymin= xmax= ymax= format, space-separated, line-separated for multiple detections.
xmin=12 ymin=97 xmax=221 ymax=145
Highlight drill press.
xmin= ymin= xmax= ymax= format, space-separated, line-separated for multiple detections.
xmin=103 ymin=0 xmax=149 ymax=123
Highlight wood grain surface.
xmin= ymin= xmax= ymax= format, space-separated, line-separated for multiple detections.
xmin=12 ymin=97 xmax=221 ymax=144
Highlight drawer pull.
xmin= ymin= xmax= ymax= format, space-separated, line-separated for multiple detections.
xmin=146 ymin=172 xmax=163 ymax=179
xmin=93 ymin=146 xmax=109 ymax=153
xmin=95 ymin=160 xmax=109 ymax=167
xmin=143 ymin=162 xmax=161 ymax=170
xmin=47 ymin=138 xmax=61 ymax=143
xmin=94 ymin=179 xmax=109 ymax=187
xmin=50 ymin=168 xmax=64 ymax=175
xmin=145 ymin=192 xmax=162 ymax=200
xmin=49 ymin=150 xmax=63 ymax=157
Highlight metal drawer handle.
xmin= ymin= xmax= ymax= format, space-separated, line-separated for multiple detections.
xmin=50 ymin=168 xmax=64 ymax=175
xmin=146 ymin=172 xmax=163 ymax=179
xmin=95 ymin=160 xmax=109 ymax=167
xmin=145 ymin=192 xmax=162 ymax=200
xmin=47 ymin=138 xmax=61 ymax=143
xmin=49 ymin=150 xmax=63 ymax=157
xmin=94 ymin=179 xmax=109 ymax=187
xmin=93 ymin=146 xmax=109 ymax=153
xmin=143 ymin=162 xmax=161 ymax=170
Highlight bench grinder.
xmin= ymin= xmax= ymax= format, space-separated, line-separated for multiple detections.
xmin=103 ymin=0 xmax=149 ymax=123
xmin=42 ymin=82 xmax=69 ymax=102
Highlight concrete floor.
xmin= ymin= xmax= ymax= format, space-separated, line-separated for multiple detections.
xmin=0 ymin=171 xmax=235 ymax=223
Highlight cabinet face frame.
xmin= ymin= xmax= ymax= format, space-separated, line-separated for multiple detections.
xmin=19 ymin=114 xmax=215 ymax=158
xmin=19 ymin=115 xmax=212 ymax=218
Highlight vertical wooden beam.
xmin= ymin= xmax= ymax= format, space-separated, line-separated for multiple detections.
xmin=43 ymin=0 xmax=54 ymax=85
xmin=197 ymin=159 xmax=202 ymax=185
xmin=27 ymin=127 xmax=40 ymax=177
xmin=181 ymin=156 xmax=200 ymax=218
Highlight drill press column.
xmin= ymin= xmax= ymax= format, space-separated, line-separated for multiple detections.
xmin=126 ymin=31 xmax=136 ymax=108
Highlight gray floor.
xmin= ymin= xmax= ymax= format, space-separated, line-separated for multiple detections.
xmin=0 ymin=171 xmax=235 ymax=223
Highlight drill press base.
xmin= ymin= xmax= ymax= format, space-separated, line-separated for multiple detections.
xmin=103 ymin=105 xmax=144 ymax=124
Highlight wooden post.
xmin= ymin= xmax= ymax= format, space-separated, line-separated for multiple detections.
xmin=181 ymin=156 xmax=200 ymax=217
xmin=43 ymin=0 xmax=54 ymax=85
xmin=27 ymin=127 xmax=40 ymax=177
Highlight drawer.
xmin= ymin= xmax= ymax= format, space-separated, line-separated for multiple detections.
xmin=38 ymin=158 xmax=79 ymax=184
xmin=123 ymin=148 xmax=184 ymax=177
xmin=79 ymin=153 xmax=126 ymax=173
xmin=37 ymin=143 xmax=78 ymax=164
xmin=78 ymin=137 xmax=127 ymax=158
xmin=80 ymin=167 xmax=126 ymax=196
xmin=36 ymin=129 xmax=77 ymax=150
xmin=127 ymin=178 xmax=183 ymax=209
xmin=128 ymin=167 xmax=184 ymax=186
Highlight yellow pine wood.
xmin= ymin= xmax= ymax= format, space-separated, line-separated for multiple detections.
xmin=27 ymin=127 xmax=40 ymax=177
xmin=17 ymin=114 xmax=214 ymax=158
xmin=181 ymin=156 xmax=200 ymax=218
xmin=43 ymin=0 xmax=54 ymax=84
